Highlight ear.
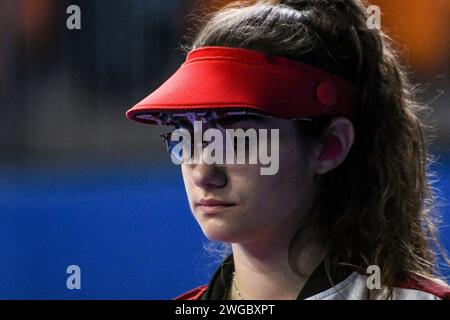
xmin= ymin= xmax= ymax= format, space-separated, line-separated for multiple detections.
xmin=314 ymin=117 xmax=355 ymax=174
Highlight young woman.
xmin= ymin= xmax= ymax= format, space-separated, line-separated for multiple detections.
xmin=126 ymin=0 xmax=450 ymax=299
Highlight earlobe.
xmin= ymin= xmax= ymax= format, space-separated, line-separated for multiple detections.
xmin=318 ymin=134 xmax=342 ymax=161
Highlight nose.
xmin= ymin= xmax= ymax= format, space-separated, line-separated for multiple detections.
xmin=191 ymin=162 xmax=227 ymax=190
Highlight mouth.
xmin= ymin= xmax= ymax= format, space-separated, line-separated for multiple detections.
xmin=195 ymin=198 xmax=236 ymax=214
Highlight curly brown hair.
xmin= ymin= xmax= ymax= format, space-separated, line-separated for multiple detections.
xmin=183 ymin=0 xmax=449 ymax=298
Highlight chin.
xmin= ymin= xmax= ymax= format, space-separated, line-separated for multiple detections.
xmin=200 ymin=221 xmax=247 ymax=243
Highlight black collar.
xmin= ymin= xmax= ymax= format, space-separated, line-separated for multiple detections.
xmin=200 ymin=254 xmax=355 ymax=300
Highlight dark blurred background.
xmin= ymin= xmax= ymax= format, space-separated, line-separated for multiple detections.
xmin=0 ymin=0 xmax=449 ymax=299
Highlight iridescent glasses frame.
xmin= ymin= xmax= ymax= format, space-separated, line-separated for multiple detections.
xmin=138 ymin=110 xmax=331 ymax=163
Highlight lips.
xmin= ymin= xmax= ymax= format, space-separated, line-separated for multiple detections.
xmin=195 ymin=198 xmax=236 ymax=214
xmin=196 ymin=198 xmax=235 ymax=206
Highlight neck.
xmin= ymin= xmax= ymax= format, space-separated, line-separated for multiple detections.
xmin=230 ymin=233 xmax=327 ymax=300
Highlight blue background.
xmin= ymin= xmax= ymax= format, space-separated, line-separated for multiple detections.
xmin=0 ymin=164 xmax=213 ymax=299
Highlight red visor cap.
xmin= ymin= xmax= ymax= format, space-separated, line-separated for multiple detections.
xmin=125 ymin=46 xmax=355 ymax=125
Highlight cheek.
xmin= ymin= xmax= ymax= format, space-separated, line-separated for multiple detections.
xmin=248 ymin=148 xmax=312 ymax=217
xmin=230 ymin=169 xmax=288 ymax=214
xmin=281 ymin=139 xmax=314 ymax=183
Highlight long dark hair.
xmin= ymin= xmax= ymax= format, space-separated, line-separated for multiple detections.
xmin=183 ymin=0 xmax=449 ymax=298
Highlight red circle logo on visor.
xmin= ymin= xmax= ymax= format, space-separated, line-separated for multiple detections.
xmin=316 ymin=80 xmax=338 ymax=107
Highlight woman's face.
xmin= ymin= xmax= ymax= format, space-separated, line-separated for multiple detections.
xmin=181 ymin=116 xmax=318 ymax=244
